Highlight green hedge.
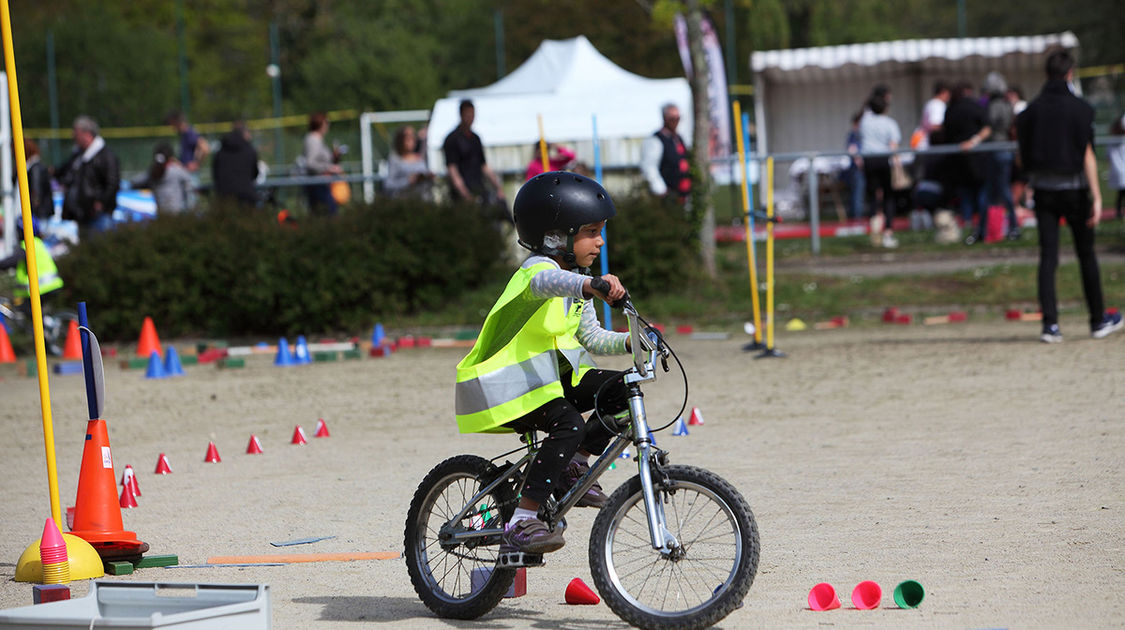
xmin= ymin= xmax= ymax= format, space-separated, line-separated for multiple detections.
xmin=53 ymin=194 xmax=699 ymax=340
xmin=56 ymin=200 xmax=508 ymax=340
xmin=605 ymin=195 xmax=701 ymax=297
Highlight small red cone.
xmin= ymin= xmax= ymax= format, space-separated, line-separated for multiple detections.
xmin=565 ymin=577 xmax=600 ymax=605
xmin=154 ymin=453 xmax=172 ymax=474
xmin=291 ymin=425 xmax=308 ymax=445
xmin=0 ymin=324 xmax=16 ymax=363
xmin=120 ymin=465 xmax=140 ymax=497
xmin=62 ymin=320 xmax=82 ymax=359
xmin=119 ymin=482 xmax=138 ymax=509
xmin=314 ymin=418 xmax=330 ymax=438
xmin=688 ymin=407 xmax=704 ymax=426
xmin=204 ymin=441 xmax=221 ymax=463
xmin=246 ymin=434 xmax=264 ymax=454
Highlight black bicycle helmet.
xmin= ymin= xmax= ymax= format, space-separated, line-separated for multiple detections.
xmin=513 ymin=171 xmax=616 ymax=265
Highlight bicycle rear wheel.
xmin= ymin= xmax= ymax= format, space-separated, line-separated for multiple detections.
xmin=404 ymin=455 xmax=517 ymax=620
xmin=589 ymin=465 xmax=759 ymax=630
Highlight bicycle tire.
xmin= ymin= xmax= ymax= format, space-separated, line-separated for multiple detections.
xmin=588 ymin=465 xmax=759 ymax=630
xmin=404 ymin=454 xmax=517 ymax=620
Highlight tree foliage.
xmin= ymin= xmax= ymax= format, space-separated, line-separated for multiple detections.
xmin=8 ymin=0 xmax=1120 ymax=130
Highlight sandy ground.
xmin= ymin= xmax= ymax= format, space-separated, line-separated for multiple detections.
xmin=0 ymin=316 xmax=1122 ymax=629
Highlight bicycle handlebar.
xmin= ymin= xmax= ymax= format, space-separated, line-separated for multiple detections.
xmin=589 ymin=276 xmax=630 ymax=309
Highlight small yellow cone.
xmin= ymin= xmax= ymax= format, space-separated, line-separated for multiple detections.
xmin=785 ymin=318 xmax=808 ymax=332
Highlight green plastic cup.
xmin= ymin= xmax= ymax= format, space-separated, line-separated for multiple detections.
xmin=893 ymin=580 xmax=925 ymax=609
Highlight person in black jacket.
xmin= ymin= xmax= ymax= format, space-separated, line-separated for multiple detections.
xmin=55 ymin=115 xmax=119 ymax=235
xmin=211 ymin=122 xmax=260 ymax=207
xmin=23 ymin=139 xmax=54 ymax=219
xmin=1016 ymin=50 xmax=1122 ymax=342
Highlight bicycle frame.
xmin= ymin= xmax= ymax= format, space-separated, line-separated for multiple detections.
xmin=443 ymin=300 xmax=682 ymax=555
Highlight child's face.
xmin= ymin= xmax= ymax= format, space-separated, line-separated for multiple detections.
xmin=571 ymin=221 xmax=606 ymax=268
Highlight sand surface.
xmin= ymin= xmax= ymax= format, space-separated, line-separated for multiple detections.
xmin=0 ymin=316 xmax=1122 ymax=629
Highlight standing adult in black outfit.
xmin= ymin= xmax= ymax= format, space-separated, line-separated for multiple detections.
xmin=942 ymin=82 xmax=991 ymax=244
xmin=211 ymin=122 xmax=260 ymax=207
xmin=1016 ymin=50 xmax=1122 ymax=342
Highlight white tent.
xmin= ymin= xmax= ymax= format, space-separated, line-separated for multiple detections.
xmin=750 ymin=32 xmax=1079 ymax=156
xmin=427 ymin=36 xmax=692 ymax=178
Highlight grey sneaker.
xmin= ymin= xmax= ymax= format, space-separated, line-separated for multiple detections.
xmin=1040 ymin=324 xmax=1062 ymax=344
xmin=500 ymin=517 xmax=565 ymax=554
xmin=559 ymin=460 xmax=608 ymax=508
xmin=1092 ymin=312 xmax=1123 ymax=339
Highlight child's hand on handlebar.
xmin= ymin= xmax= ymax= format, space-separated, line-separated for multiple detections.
xmin=587 ymin=274 xmax=628 ymax=306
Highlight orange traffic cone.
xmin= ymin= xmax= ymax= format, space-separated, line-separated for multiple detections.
xmin=0 ymin=324 xmax=16 ymax=363
xmin=62 ymin=320 xmax=82 ymax=359
xmin=136 ymin=317 xmax=162 ymax=359
xmin=154 ymin=453 xmax=172 ymax=474
xmin=314 ymin=418 xmax=330 ymax=438
xmin=204 ymin=441 xmax=221 ymax=463
xmin=119 ymin=482 xmax=137 ymax=509
xmin=69 ymin=419 xmax=144 ymax=557
xmin=246 ymin=435 xmax=263 ymax=454
xmin=291 ymin=425 xmax=308 ymax=445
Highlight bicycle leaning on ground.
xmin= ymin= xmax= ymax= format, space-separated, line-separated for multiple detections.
xmin=404 ymin=282 xmax=760 ymax=630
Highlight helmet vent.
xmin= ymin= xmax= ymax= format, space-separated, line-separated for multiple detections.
xmin=596 ymin=193 xmax=605 ymax=200
xmin=553 ymin=177 xmax=561 ymax=185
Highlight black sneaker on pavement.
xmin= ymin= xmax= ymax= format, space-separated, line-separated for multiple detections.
xmin=1092 ymin=311 xmax=1123 ymax=339
xmin=500 ymin=517 xmax=565 ymax=554
xmin=1040 ymin=324 xmax=1063 ymax=344
xmin=558 ymin=460 xmax=609 ymax=508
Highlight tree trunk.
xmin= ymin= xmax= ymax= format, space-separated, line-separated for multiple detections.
xmin=686 ymin=0 xmax=716 ymax=278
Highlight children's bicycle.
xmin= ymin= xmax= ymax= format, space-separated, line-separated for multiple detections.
xmin=404 ymin=290 xmax=759 ymax=629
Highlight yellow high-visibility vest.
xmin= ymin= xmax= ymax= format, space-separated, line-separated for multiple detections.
xmin=14 ymin=237 xmax=63 ymax=298
xmin=455 ymin=261 xmax=594 ymax=433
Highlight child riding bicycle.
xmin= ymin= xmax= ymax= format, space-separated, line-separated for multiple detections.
xmin=454 ymin=171 xmax=630 ymax=556
xmin=0 ymin=216 xmax=64 ymax=316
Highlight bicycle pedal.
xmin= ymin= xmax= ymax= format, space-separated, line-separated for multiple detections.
xmin=497 ymin=551 xmax=544 ymax=568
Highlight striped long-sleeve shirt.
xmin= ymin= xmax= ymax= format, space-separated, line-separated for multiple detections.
xmin=523 ymin=255 xmax=629 ymax=355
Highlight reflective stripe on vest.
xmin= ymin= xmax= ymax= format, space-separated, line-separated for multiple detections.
xmin=455 ymin=262 xmax=595 ymax=434
xmin=14 ymin=238 xmax=63 ymax=298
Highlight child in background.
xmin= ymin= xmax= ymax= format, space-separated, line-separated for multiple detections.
xmin=455 ymin=171 xmax=630 ymax=556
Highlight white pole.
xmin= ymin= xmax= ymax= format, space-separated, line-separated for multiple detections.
xmin=0 ymin=72 xmax=13 ymax=257
xmin=360 ymin=111 xmax=374 ymax=203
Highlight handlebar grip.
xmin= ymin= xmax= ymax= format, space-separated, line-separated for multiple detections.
xmin=589 ymin=276 xmax=629 ymax=309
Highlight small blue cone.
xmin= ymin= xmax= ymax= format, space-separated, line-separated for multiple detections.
xmin=164 ymin=346 xmax=184 ymax=376
xmin=145 ymin=351 xmax=166 ymax=379
xmin=274 ymin=338 xmax=294 ymax=366
xmin=619 ymin=448 xmax=631 ymax=459
xmin=672 ymin=417 xmax=689 ymax=436
xmin=294 ymin=335 xmax=311 ymax=364
xmin=372 ymin=323 xmax=385 ymax=347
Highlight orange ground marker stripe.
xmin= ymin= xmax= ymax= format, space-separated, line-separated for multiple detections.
xmin=206 ymin=551 xmax=401 ymax=564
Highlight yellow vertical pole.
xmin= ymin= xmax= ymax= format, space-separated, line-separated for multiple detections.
xmin=765 ymin=157 xmax=775 ymax=351
xmin=1 ymin=0 xmax=62 ymax=526
xmin=536 ymin=114 xmax=549 ymax=172
xmin=732 ymin=101 xmax=763 ymax=344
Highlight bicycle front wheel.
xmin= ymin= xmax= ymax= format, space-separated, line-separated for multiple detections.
xmin=404 ymin=455 xmax=516 ymax=620
xmin=589 ymin=465 xmax=759 ymax=630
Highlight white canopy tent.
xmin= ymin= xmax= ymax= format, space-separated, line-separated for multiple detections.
xmin=750 ymin=32 xmax=1079 ymax=156
xmin=426 ymin=35 xmax=692 ymax=181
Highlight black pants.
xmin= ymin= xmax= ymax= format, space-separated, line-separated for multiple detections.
xmin=503 ymin=369 xmax=628 ymax=504
xmin=1034 ymin=189 xmax=1104 ymax=330
xmin=863 ymin=156 xmax=894 ymax=229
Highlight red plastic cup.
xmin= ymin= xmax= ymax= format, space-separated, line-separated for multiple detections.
xmin=807 ymin=583 xmax=840 ymax=611
xmin=852 ymin=580 xmax=882 ymax=609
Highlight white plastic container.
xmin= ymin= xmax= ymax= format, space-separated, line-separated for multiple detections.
xmin=0 ymin=582 xmax=270 ymax=629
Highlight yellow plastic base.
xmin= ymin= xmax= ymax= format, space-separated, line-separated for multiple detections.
xmin=15 ymin=533 xmax=105 ymax=582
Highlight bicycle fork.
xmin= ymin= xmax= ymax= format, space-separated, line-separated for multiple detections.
xmin=626 ymin=388 xmax=681 ymax=556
